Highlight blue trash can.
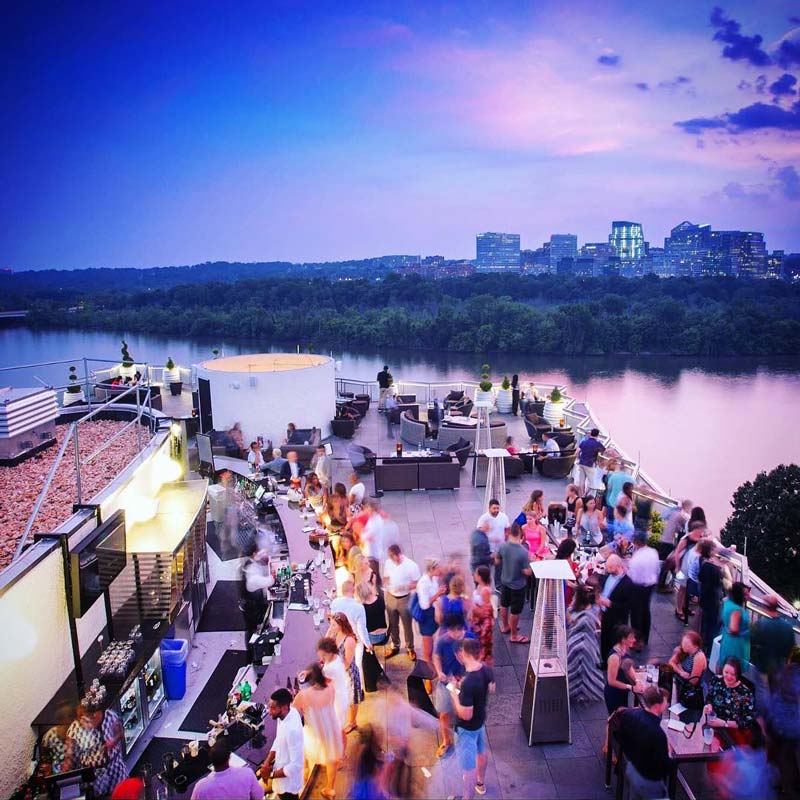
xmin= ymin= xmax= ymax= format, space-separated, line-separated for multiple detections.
xmin=160 ymin=639 xmax=189 ymax=700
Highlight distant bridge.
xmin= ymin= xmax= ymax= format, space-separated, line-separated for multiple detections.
xmin=0 ymin=310 xmax=29 ymax=319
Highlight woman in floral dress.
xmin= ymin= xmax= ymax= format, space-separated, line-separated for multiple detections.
xmin=470 ymin=565 xmax=495 ymax=664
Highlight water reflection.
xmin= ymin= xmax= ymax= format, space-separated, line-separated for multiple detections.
xmin=2 ymin=326 xmax=799 ymax=529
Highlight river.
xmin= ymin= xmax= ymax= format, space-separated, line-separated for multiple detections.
xmin=2 ymin=326 xmax=799 ymax=529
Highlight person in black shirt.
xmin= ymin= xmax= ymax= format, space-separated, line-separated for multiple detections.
xmin=377 ymin=365 xmax=392 ymax=411
xmin=449 ymin=638 xmax=495 ymax=799
xmin=617 ymin=685 xmax=671 ymax=799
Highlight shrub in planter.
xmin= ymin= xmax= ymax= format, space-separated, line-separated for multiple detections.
xmin=496 ymin=375 xmax=513 ymax=413
xmin=119 ymin=340 xmax=136 ymax=378
xmin=476 ymin=363 xmax=494 ymax=404
xmin=164 ymin=356 xmax=182 ymax=395
xmin=63 ymin=365 xmax=85 ymax=405
xmin=543 ymin=385 xmax=566 ymax=425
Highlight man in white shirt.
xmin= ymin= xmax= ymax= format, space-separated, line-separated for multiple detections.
xmin=628 ymin=532 xmax=661 ymax=648
xmin=261 ymin=688 xmax=304 ymax=800
xmin=476 ymin=499 xmax=510 ymax=587
xmin=310 ymin=445 xmax=332 ymax=488
xmin=191 ymin=740 xmax=262 ymax=800
xmin=247 ymin=441 xmax=266 ymax=472
xmin=535 ymin=431 xmax=560 ymax=469
xmin=348 ymin=472 xmax=366 ymax=509
xmin=383 ymin=544 xmax=421 ymax=660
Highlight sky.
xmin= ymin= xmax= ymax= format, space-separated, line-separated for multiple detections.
xmin=2 ymin=0 xmax=799 ymax=269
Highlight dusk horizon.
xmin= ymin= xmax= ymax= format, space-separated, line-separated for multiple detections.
xmin=3 ymin=0 xmax=799 ymax=270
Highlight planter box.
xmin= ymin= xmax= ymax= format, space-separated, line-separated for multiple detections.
xmin=496 ymin=388 xmax=513 ymax=413
xmin=474 ymin=389 xmax=495 ymax=406
xmin=169 ymin=382 xmax=183 ymax=396
xmin=63 ymin=389 xmax=86 ymax=406
xmin=543 ymin=399 xmax=566 ymax=426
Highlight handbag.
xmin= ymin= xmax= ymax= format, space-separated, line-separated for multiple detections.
xmin=408 ymin=592 xmax=425 ymax=623
xmin=678 ymin=675 xmax=705 ymax=712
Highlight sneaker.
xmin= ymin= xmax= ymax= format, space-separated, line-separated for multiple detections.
xmin=475 ymin=782 xmax=487 ymax=795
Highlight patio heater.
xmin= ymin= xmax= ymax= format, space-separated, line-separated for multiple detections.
xmin=482 ymin=448 xmax=508 ymax=511
xmin=521 ymin=559 xmax=574 ymax=745
xmin=472 ymin=400 xmax=493 ymax=487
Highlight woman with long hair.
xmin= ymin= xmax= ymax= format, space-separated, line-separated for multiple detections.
xmin=293 ymin=663 xmax=344 ymax=799
xmin=668 ymin=631 xmax=708 ymax=686
xmin=330 ymin=612 xmax=364 ymax=734
xmin=555 ymin=537 xmax=580 ymax=606
xmin=304 ymin=471 xmax=327 ymax=513
xmin=604 ymin=625 xmax=643 ymax=714
xmin=470 ymin=564 xmax=495 ymax=665
xmin=719 ymin=582 xmax=751 ymax=669
xmin=415 ymin=557 xmax=444 ymax=663
xmin=522 ymin=489 xmax=545 ymax=521
xmin=567 ymin=585 xmax=603 ymax=703
xmin=326 ymin=483 xmax=350 ymax=531
xmin=576 ymin=495 xmax=606 ymax=547
xmin=564 ymin=484 xmax=583 ymax=535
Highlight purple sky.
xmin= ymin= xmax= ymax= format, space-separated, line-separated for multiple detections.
xmin=2 ymin=0 xmax=799 ymax=269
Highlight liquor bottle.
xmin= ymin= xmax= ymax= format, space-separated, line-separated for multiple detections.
xmin=286 ymin=676 xmax=292 ymax=693
xmin=293 ymin=676 xmax=300 ymax=695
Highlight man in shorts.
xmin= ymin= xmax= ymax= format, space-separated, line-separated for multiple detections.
xmin=449 ymin=638 xmax=495 ymax=798
xmin=495 ymin=524 xmax=532 ymax=644
xmin=432 ymin=615 xmax=470 ymax=758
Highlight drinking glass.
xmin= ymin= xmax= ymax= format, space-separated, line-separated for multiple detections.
xmin=702 ymin=725 xmax=713 ymax=746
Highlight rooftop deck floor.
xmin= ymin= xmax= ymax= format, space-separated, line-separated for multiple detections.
xmin=131 ymin=401 xmax=716 ymax=800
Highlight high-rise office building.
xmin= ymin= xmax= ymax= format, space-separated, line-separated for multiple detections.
xmin=642 ymin=247 xmax=666 ymax=277
xmin=549 ymin=234 xmax=577 ymax=272
xmin=580 ymin=242 xmax=615 ymax=276
xmin=609 ymin=221 xmax=645 ymax=262
xmin=767 ymin=250 xmax=785 ymax=280
xmin=476 ymin=232 xmax=521 ymax=272
xmin=664 ymin=221 xmax=711 ymax=277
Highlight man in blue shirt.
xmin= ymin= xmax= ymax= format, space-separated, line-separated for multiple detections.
xmin=577 ymin=428 xmax=605 ymax=496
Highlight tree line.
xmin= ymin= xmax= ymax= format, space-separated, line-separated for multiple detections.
xmin=17 ymin=273 xmax=800 ymax=356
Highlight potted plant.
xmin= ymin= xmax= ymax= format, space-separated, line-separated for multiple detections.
xmin=63 ymin=365 xmax=85 ymax=406
xmin=496 ymin=375 xmax=513 ymax=413
xmin=119 ymin=340 xmax=136 ymax=379
xmin=164 ymin=357 xmax=182 ymax=396
xmin=543 ymin=385 xmax=566 ymax=425
xmin=475 ymin=363 xmax=494 ymax=405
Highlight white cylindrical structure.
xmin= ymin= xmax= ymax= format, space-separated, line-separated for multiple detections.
xmin=194 ymin=353 xmax=336 ymax=446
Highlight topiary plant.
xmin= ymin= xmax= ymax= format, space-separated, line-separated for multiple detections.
xmin=648 ymin=510 xmax=664 ymax=547
xmin=501 ymin=375 xmax=511 ymax=390
xmin=211 ymin=348 xmax=220 ymax=357
xmin=165 ymin=356 xmax=175 ymax=371
xmin=120 ymin=340 xmax=134 ymax=367
xmin=478 ymin=363 xmax=493 ymax=392
xmin=66 ymin=365 xmax=81 ymax=393
xmin=549 ymin=386 xmax=562 ymax=403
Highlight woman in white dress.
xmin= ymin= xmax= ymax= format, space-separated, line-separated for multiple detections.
xmin=293 ymin=662 xmax=344 ymax=800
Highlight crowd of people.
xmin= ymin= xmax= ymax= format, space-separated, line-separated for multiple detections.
xmin=69 ymin=408 xmax=797 ymax=800
xmin=242 ymin=427 xmax=800 ymax=800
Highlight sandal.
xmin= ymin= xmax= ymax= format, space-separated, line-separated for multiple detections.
xmin=499 ymin=626 xmax=511 ymax=634
xmin=343 ymin=724 xmax=358 ymax=734
xmin=510 ymin=635 xmax=530 ymax=644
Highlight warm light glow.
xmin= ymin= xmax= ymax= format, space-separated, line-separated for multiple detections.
xmin=157 ymin=455 xmax=184 ymax=484
xmin=170 ymin=423 xmax=182 ymax=437
xmin=124 ymin=494 xmax=160 ymax=525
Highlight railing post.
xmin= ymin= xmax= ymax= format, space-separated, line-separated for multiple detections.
xmin=83 ymin=356 xmax=92 ymax=410
xmin=135 ymin=388 xmax=143 ymax=451
xmin=73 ymin=425 xmax=82 ymax=505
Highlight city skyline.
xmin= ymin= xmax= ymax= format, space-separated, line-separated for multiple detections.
xmin=2 ymin=1 xmax=800 ymax=270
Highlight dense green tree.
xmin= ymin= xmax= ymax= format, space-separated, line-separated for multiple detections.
xmin=721 ymin=465 xmax=800 ymax=600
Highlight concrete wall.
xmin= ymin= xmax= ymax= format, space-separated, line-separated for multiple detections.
xmin=0 ymin=433 xmax=172 ymax=798
xmin=196 ymin=354 xmax=336 ymax=446
xmin=0 ymin=549 xmax=73 ymax=798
